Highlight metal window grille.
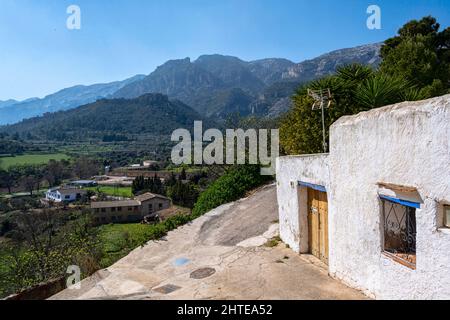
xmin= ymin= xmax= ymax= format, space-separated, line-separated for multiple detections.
xmin=382 ymin=198 xmax=416 ymax=267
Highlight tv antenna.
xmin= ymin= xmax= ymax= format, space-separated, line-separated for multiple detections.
xmin=307 ymin=88 xmax=332 ymax=153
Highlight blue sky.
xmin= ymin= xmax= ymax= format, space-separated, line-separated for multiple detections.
xmin=1 ymin=0 xmax=449 ymax=101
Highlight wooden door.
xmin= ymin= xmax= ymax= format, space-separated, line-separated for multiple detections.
xmin=307 ymin=188 xmax=329 ymax=265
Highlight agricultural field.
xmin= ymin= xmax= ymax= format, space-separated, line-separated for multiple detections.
xmin=0 ymin=153 xmax=70 ymax=169
xmin=56 ymin=143 xmax=117 ymax=155
xmin=84 ymin=186 xmax=133 ymax=198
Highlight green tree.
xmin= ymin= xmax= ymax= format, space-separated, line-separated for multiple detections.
xmin=380 ymin=16 xmax=450 ymax=97
xmin=132 ymin=175 xmax=165 ymax=195
xmin=165 ymin=173 xmax=177 ymax=187
xmin=44 ymin=160 xmax=66 ymax=187
xmin=0 ymin=169 xmax=16 ymax=194
xmin=132 ymin=176 xmax=145 ymax=195
xmin=166 ymin=181 xmax=199 ymax=209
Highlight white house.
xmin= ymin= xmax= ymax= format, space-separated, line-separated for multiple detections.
xmin=45 ymin=187 xmax=87 ymax=203
xmin=276 ymin=94 xmax=450 ymax=299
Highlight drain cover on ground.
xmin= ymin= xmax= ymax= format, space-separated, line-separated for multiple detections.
xmin=190 ymin=267 xmax=216 ymax=279
xmin=153 ymin=284 xmax=181 ymax=294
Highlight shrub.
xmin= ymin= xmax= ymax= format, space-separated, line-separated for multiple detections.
xmin=162 ymin=214 xmax=193 ymax=230
xmin=166 ymin=181 xmax=199 ymax=208
xmin=192 ymin=165 xmax=271 ymax=218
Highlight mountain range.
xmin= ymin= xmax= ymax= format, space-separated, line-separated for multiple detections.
xmin=114 ymin=43 xmax=381 ymax=118
xmin=2 ymin=94 xmax=211 ymax=141
xmin=0 ymin=42 xmax=381 ymax=126
xmin=0 ymin=75 xmax=145 ymax=125
xmin=0 ymin=100 xmax=19 ymax=109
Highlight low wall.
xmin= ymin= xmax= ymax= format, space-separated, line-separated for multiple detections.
xmin=4 ymin=277 xmax=66 ymax=300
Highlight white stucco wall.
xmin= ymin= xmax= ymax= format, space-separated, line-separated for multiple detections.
xmin=276 ymin=154 xmax=330 ymax=253
xmin=276 ymin=94 xmax=450 ymax=299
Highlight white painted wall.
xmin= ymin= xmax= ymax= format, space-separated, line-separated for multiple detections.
xmin=46 ymin=189 xmax=84 ymax=203
xmin=277 ymin=94 xmax=450 ymax=299
xmin=276 ymin=154 xmax=330 ymax=253
xmin=46 ymin=190 xmax=63 ymax=202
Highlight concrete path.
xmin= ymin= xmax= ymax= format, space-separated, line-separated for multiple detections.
xmin=51 ymin=184 xmax=366 ymax=300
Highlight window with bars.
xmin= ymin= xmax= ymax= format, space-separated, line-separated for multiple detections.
xmin=381 ymin=196 xmax=417 ymax=269
xmin=444 ymin=205 xmax=450 ymax=228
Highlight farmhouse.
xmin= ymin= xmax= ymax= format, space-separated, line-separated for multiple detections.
xmin=91 ymin=192 xmax=172 ymax=224
xmin=45 ymin=187 xmax=87 ymax=203
xmin=276 ymin=94 xmax=450 ymax=299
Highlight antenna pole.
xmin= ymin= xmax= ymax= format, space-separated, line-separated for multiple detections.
xmin=308 ymin=88 xmax=332 ymax=153
xmin=321 ymin=100 xmax=327 ymax=153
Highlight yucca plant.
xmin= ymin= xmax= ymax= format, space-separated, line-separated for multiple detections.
xmin=355 ymin=74 xmax=412 ymax=109
xmin=336 ymin=64 xmax=374 ymax=85
xmin=400 ymin=87 xmax=428 ymax=102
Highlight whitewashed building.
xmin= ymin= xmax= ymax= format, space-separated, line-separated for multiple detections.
xmin=276 ymin=94 xmax=450 ymax=299
xmin=45 ymin=187 xmax=87 ymax=203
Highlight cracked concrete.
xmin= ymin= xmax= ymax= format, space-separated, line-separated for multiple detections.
xmin=50 ymin=184 xmax=367 ymax=300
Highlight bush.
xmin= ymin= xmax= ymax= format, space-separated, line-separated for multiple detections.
xmin=166 ymin=181 xmax=199 ymax=209
xmin=192 ymin=165 xmax=271 ymax=218
xmin=162 ymin=214 xmax=193 ymax=230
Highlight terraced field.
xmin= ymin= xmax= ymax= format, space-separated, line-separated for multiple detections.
xmin=0 ymin=153 xmax=70 ymax=169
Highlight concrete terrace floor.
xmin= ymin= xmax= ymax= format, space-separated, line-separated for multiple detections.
xmin=51 ymin=184 xmax=367 ymax=300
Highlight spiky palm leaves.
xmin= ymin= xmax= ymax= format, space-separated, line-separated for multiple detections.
xmin=336 ymin=64 xmax=424 ymax=109
xmin=280 ymin=63 xmax=423 ymax=155
xmin=355 ymin=74 xmax=409 ymax=109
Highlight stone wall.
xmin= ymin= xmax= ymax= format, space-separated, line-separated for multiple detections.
xmin=4 ymin=277 xmax=66 ymax=300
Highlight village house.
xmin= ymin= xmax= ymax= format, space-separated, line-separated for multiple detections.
xmin=91 ymin=192 xmax=172 ymax=224
xmin=45 ymin=187 xmax=87 ymax=203
xmin=276 ymin=94 xmax=450 ymax=299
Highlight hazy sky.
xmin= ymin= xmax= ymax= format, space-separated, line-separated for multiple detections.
xmin=1 ymin=0 xmax=449 ymax=101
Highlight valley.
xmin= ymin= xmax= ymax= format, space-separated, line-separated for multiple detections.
xmin=0 ymin=0 xmax=448 ymax=302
